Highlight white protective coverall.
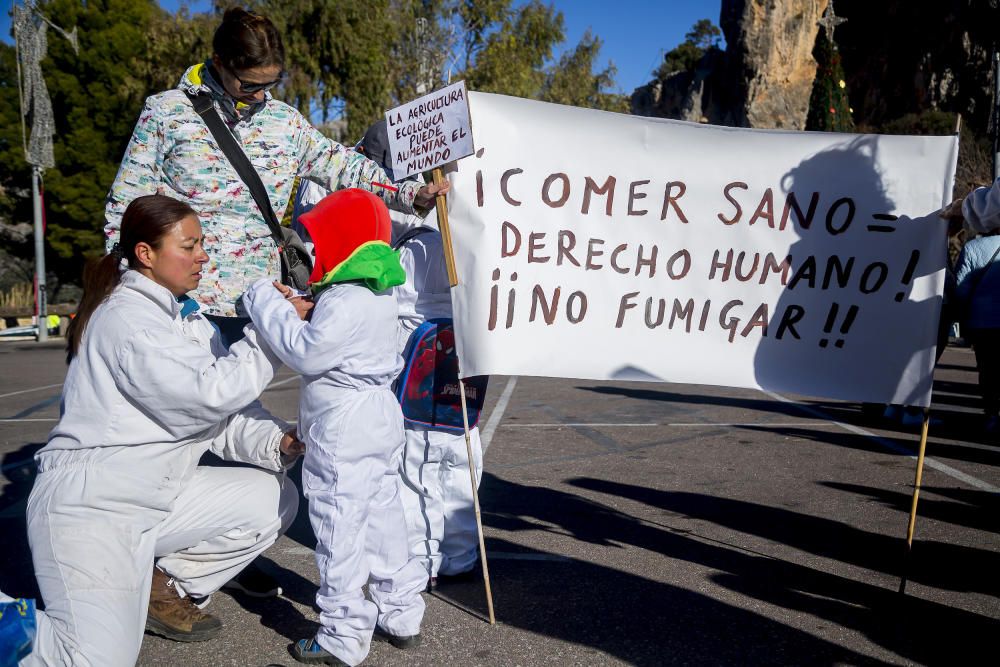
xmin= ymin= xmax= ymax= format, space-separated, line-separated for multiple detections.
xmin=20 ymin=270 xmax=299 ymax=667
xmin=963 ymin=177 xmax=1000 ymax=233
xmin=395 ymin=231 xmax=484 ymax=578
xmin=243 ymin=278 xmax=426 ymax=667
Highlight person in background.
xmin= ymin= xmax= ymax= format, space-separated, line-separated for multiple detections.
xmin=956 ymin=176 xmax=1000 ymax=234
xmin=954 ymin=224 xmax=1000 ymax=434
xmin=1 ymin=195 xmax=302 ymax=665
xmin=393 ymin=222 xmax=485 ymax=590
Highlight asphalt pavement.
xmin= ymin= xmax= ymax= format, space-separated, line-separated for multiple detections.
xmin=0 ymin=338 xmax=997 ymax=665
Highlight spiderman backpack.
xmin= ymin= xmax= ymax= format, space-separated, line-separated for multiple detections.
xmin=395 ymin=318 xmax=489 ymax=432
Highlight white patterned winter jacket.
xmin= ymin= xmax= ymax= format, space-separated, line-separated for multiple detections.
xmin=104 ymin=64 xmax=423 ymax=317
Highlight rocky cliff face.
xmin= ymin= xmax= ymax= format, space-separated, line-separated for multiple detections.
xmin=632 ymin=0 xmax=828 ymax=129
xmin=633 ymin=0 xmax=999 ymax=135
xmin=722 ymin=0 xmax=828 ymax=129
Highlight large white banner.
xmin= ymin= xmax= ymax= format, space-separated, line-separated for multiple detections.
xmin=448 ymin=92 xmax=958 ymax=407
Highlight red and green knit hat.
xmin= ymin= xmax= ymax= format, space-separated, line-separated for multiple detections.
xmin=299 ymin=188 xmax=406 ymax=294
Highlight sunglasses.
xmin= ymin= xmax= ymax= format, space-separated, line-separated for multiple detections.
xmin=229 ymin=68 xmax=287 ymax=94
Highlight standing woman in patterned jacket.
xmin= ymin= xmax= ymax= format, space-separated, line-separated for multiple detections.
xmin=104 ymin=6 xmax=447 ymax=345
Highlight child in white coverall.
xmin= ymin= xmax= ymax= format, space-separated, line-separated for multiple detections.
xmin=243 ymin=188 xmax=428 ymax=667
xmin=0 ymin=195 xmax=301 ymax=666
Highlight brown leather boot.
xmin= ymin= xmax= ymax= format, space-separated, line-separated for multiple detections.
xmin=145 ymin=567 xmax=223 ymax=642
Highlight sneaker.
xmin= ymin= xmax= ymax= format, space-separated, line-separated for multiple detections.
xmin=223 ymin=562 xmax=282 ymax=598
xmin=0 ymin=597 xmax=36 ymax=664
xmin=145 ymin=568 xmax=223 ymax=642
xmin=290 ymin=637 xmax=349 ymax=665
xmin=373 ymin=625 xmax=422 ymax=649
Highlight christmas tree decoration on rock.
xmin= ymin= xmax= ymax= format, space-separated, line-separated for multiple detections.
xmin=807 ymin=1 xmax=854 ymax=132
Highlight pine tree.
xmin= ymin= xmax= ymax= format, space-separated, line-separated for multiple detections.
xmin=806 ymin=33 xmax=854 ymax=132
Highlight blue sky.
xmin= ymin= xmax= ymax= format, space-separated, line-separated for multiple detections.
xmin=4 ymin=0 xmax=723 ymax=94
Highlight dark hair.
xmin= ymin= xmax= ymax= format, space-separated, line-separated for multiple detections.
xmin=212 ymin=7 xmax=284 ymax=72
xmin=66 ymin=195 xmax=197 ymax=362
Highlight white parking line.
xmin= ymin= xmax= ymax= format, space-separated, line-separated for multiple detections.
xmin=280 ymin=545 xmax=316 ymax=556
xmin=502 ymin=422 xmax=817 ymax=428
xmin=487 ymin=551 xmax=572 ymax=562
xmin=761 ymin=389 xmax=1000 ymax=494
xmin=480 ymin=377 xmax=517 ymax=451
xmin=505 ymin=423 xmax=658 ymax=427
xmin=279 ymin=544 xmax=572 ymax=562
xmin=0 ymin=383 xmax=63 ymax=400
xmin=266 ymin=376 xmax=299 ymax=390
xmin=0 ymin=418 xmax=57 ymax=423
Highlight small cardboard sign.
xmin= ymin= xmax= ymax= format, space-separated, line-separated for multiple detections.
xmin=385 ymin=81 xmax=474 ymax=180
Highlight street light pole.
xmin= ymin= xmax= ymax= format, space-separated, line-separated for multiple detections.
xmin=13 ymin=1 xmax=77 ymax=342
xmin=31 ymin=166 xmax=46 ymax=342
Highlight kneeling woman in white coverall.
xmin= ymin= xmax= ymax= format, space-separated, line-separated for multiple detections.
xmin=2 ymin=194 xmax=301 ymax=666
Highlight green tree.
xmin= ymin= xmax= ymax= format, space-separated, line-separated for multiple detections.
xmin=386 ymin=0 xmax=455 ymax=108
xmin=655 ymin=18 xmax=721 ymax=79
xmin=0 ymin=0 xmax=169 ymax=298
xmin=454 ymin=0 xmax=626 ymax=110
xmin=806 ymin=34 xmax=854 ymax=132
xmin=464 ymin=0 xmax=563 ymax=98
xmin=0 ymin=42 xmax=34 ymax=290
xmin=140 ymin=7 xmax=216 ymax=94
xmin=541 ymin=30 xmax=628 ymax=112
xmin=247 ymin=0 xmax=395 ymax=139
xmin=249 ymin=0 xmax=627 ymax=132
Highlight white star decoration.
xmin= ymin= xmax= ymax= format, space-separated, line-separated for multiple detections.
xmin=817 ymin=1 xmax=848 ymax=43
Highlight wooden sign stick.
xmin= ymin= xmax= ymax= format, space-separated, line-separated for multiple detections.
xmin=898 ymin=408 xmax=931 ymax=595
xmin=458 ymin=377 xmax=496 ymax=624
xmin=433 ymin=167 xmax=459 ymax=287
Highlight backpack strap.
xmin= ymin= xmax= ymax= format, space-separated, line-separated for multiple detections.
xmin=392 ymin=225 xmax=435 ymax=250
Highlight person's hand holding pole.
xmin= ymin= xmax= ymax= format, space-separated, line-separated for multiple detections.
xmin=414 ymin=180 xmax=451 ymax=209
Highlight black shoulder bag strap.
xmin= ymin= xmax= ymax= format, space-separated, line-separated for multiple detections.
xmin=185 ymin=91 xmax=294 ymax=284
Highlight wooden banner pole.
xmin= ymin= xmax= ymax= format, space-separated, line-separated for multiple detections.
xmin=898 ymin=407 xmax=931 ymax=594
xmin=432 ymin=165 xmax=496 ymax=623
xmin=458 ymin=378 xmax=496 ymax=624
xmin=433 ymin=167 xmax=459 ymax=287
